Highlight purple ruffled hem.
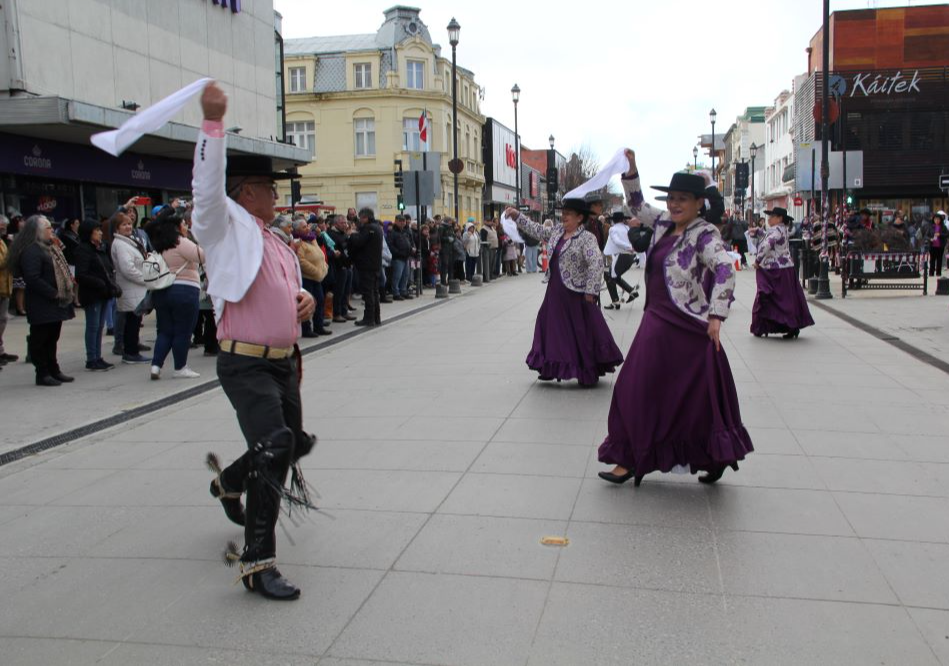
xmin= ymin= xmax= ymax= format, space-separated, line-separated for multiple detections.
xmin=598 ymin=424 xmax=754 ymax=476
xmin=526 ymin=350 xmax=621 ymax=385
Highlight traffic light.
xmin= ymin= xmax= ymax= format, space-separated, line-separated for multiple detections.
xmin=290 ymin=180 xmax=302 ymax=205
xmin=846 ymin=192 xmax=853 ymax=207
xmin=394 ymin=159 xmax=404 ymax=191
xmin=397 ymin=194 xmax=405 ymax=211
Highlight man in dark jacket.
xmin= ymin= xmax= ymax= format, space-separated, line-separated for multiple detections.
xmin=348 ymin=208 xmax=383 ymax=326
xmin=327 ymin=215 xmax=355 ymax=323
xmin=387 ymin=215 xmax=414 ymax=300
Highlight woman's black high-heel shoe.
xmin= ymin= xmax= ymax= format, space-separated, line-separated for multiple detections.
xmin=782 ymin=329 xmax=800 ymax=340
xmin=698 ymin=462 xmax=739 ymax=485
xmin=626 ymin=288 xmax=639 ymax=304
xmin=598 ymin=469 xmax=642 ymax=486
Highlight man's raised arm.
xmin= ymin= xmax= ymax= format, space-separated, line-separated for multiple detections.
xmin=191 ymin=82 xmax=229 ymax=246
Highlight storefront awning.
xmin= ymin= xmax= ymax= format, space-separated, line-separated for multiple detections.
xmin=0 ymin=96 xmax=310 ymax=170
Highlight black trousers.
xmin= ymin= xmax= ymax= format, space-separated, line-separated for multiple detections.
xmin=123 ymin=311 xmax=142 ymax=355
xmin=930 ymin=245 xmax=945 ymax=276
xmin=29 ymin=321 xmax=63 ymax=378
xmin=217 ymin=351 xmax=305 ymax=562
xmin=358 ymin=269 xmax=381 ymax=324
xmin=605 ymin=254 xmax=636 ymax=303
xmin=192 ymin=310 xmax=218 ymax=353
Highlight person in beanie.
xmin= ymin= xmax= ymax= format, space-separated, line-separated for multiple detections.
xmin=598 ymin=151 xmax=752 ymax=486
xmin=504 ymin=199 xmax=623 ymax=387
xmin=192 ymin=82 xmax=317 ymax=601
xmin=749 ymin=208 xmax=814 ymax=339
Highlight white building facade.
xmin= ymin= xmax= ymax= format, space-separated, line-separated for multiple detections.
xmin=0 ymin=0 xmax=307 ymax=220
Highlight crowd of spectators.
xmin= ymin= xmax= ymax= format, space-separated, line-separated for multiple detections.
xmin=0 ymin=201 xmax=546 ymax=386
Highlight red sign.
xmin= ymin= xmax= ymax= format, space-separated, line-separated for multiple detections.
xmin=37 ymin=196 xmax=58 ymax=213
xmin=812 ymin=99 xmax=840 ymax=124
xmin=793 ymin=196 xmax=803 ymax=206
xmin=504 ymin=144 xmax=517 ymax=169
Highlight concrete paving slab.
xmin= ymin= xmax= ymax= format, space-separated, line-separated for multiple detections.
xmin=706 ymin=486 xmax=855 ymax=537
xmin=492 ymin=417 xmax=603 ymax=446
xmin=555 ymin=522 xmax=720 ymax=595
xmin=0 ymin=637 xmax=113 ymax=666
xmin=129 ymin=565 xmax=383 ymax=657
xmin=305 ymin=439 xmax=484 ymax=473
xmin=865 ymin=539 xmax=949 ymax=609
xmin=470 ymin=440 xmax=591 ymax=478
xmin=907 ymin=608 xmax=949 ymax=665
xmin=328 ymin=571 xmax=549 ymax=666
xmin=528 ymin=583 xmax=734 ymax=666
xmin=743 ymin=426 xmax=805 ymax=456
xmin=438 ymin=473 xmax=582 ymax=521
xmin=792 ymin=430 xmax=908 ymax=460
xmin=725 ymin=596 xmax=940 ymax=665
xmin=305 ymin=469 xmax=462 ymax=513
xmin=715 ymin=532 xmax=898 ymax=604
xmin=394 ymin=514 xmax=565 ymax=580
xmin=814 ymin=458 xmax=949 ymax=497
xmin=570 ymin=478 xmax=711 ymax=530
xmin=0 ymin=467 xmax=118 ymax=505
xmin=833 ymin=492 xmax=949 ymax=543
xmin=98 ymin=643 xmax=318 ymax=666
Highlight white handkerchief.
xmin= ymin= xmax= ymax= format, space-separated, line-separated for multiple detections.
xmin=91 ymin=78 xmax=213 ymax=156
xmin=564 ymin=148 xmax=630 ymax=201
xmin=500 ymin=213 xmax=525 ymax=244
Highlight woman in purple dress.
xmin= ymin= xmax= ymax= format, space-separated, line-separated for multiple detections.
xmin=503 ymin=200 xmax=622 ymax=387
xmin=749 ymin=207 xmax=814 ymax=339
xmin=598 ymin=151 xmax=753 ymax=486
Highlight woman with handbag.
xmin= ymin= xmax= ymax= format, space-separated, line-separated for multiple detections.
xmin=293 ymin=219 xmax=331 ymax=337
xmin=110 ymin=211 xmax=151 ymax=363
xmin=75 ymin=219 xmax=120 ymax=371
xmin=145 ymin=207 xmax=205 ymax=380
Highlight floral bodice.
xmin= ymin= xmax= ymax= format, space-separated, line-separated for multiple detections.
xmin=750 ymin=224 xmax=793 ymax=270
xmin=513 ymin=215 xmax=603 ymax=295
xmin=621 ymin=174 xmax=735 ymax=322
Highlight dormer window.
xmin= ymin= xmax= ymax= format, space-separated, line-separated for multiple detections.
xmin=289 ymin=66 xmax=306 ymax=93
xmin=406 ymin=60 xmax=424 ymax=90
xmin=354 ymin=63 xmax=372 ymax=89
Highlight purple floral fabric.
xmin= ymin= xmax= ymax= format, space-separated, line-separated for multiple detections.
xmin=623 ymin=175 xmax=736 ymax=321
xmin=515 ymin=215 xmax=603 ymax=294
xmin=751 ymin=224 xmax=793 ymax=270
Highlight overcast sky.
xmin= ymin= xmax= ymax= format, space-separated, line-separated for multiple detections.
xmin=274 ymin=0 xmax=939 ymax=204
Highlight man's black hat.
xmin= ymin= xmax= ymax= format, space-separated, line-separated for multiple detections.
xmin=651 ymin=172 xmax=707 ymax=197
xmin=763 ymin=207 xmax=794 ymax=223
xmin=226 ymin=154 xmax=298 ymax=181
xmin=561 ymin=198 xmax=592 ymax=215
xmin=611 ymin=211 xmax=628 ymax=223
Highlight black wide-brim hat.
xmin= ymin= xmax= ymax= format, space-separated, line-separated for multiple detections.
xmin=651 ymin=172 xmax=707 ymax=197
xmin=561 ymin=198 xmax=591 ymax=215
xmin=764 ymin=207 xmax=794 ymax=223
xmin=611 ymin=211 xmax=627 ymax=222
xmin=226 ymin=154 xmax=298 ymax=180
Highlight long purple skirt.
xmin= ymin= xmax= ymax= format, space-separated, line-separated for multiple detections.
xmin=527 ymin=246 xmax=623 ymax=384
xmin=750 ymin=267 xmax=815 ymax=336
xmin=598 ymin=235 xmax=753 ymax=475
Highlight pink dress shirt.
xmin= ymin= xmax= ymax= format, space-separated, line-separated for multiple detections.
xmin=216 ymin=218 xmax=301 ymax=348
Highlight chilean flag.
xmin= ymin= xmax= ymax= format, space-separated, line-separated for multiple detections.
xmin=418 ymin=111 xmax=428 ymax=145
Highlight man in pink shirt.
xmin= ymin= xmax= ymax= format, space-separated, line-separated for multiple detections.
xmin=192 ymin=82 xmax=316 ymax=601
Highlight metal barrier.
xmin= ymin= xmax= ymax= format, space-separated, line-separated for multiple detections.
xmin=841 ymin=251 xmax=929 ymax=298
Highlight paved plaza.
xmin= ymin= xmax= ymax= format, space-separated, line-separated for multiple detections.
xmin=1 ymin=269 xmax=948 ymax=665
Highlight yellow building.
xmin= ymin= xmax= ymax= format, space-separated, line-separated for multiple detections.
xmin=282 ymin=6 xmax=485 ymax=221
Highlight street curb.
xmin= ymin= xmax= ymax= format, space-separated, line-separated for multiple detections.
xmin=0 ymin=289 xmax=472 ymax=468
xmin=809 ymin=299 xmax=949 ymax=377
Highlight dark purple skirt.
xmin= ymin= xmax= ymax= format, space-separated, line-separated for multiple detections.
xmin=750 ymin=267 xmax=815 ymax=336
xmin=526 ymin=259 xmax=623 ymax=384
xmin=598 ymin=235 xmax=752 ymax=475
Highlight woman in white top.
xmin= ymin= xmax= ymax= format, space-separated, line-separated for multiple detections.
xmin=109 ymin=211 xmax=150 ymax=364
xmin=144 ymin=206 xmax=205 ymax=380
xmin=603 ymin=210 xmax=640 ymax=309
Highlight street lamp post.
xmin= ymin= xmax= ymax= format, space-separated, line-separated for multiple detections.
xmin=750 ymin=143 xmax=758 ymax=223
xmin=816 ymin=0 xmax=833 ymax=300
xmin=710 ymin=108 xmax=717 ymax=186
xmin=693 ymin=146 xmax=698 ymax=172
xmin=448 ymin=18 xmax=460 ymax=223
xmin=512 ymin=84 xmax=521 ymax=211
xmin=547 ymin=134 xmax=556 ymax=219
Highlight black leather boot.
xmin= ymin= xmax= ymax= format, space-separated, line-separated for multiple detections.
xmin=239 ymin=428 xmax=300 ymax=600
xmin=206 ymin=453 xmax=245 ymax=526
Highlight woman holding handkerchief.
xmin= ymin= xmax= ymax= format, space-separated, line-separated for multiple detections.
xmin=597 ymin=151 xmax=753 ymax=486
xmin=503 ymin=199 xmax=622 ymax=387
